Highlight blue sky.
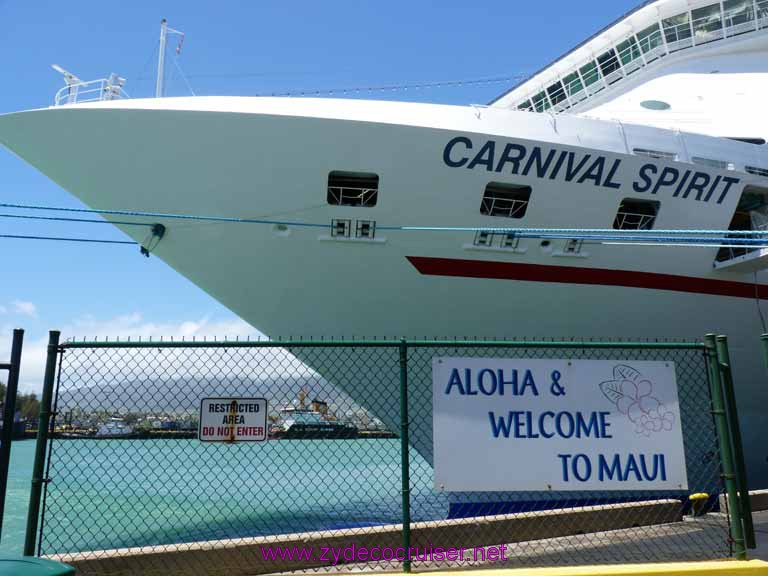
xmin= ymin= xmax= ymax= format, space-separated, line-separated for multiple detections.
xmin=0 ymin=0 xmax=639 ymax=390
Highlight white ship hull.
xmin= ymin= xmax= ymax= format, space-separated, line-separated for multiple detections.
xmin=1 ymin=97 xmax=767 ymax=485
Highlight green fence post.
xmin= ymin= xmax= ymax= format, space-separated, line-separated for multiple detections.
xmin=24 ymin=330 xmax=60 ymax=556
xmin=0 ymin=328 xmax=24 ymax=544
xmin=705 ymin=334 xmax=746 ymax=559
xmin=399 ymin=339 xmax=411 ymax=573
xmin=715 ymin=335 xmax=755 ymax=550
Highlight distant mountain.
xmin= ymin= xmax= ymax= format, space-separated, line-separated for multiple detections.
xmin=56 ymin=375 xmax=359 ymax=417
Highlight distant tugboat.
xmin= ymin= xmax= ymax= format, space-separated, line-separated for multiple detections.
xmin=271 ymin=392 xmax=358 ymax=440
xmin=96 ymin=417 xmax=136 ymax=439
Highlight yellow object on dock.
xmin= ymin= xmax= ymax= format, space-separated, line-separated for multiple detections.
xmin=689 ymin=493 xmax=710 ymax=501
xmin=405 ymin=561 xmax=768 ymax=576
xmin=688 ymin=492 xmax=710 ymax=517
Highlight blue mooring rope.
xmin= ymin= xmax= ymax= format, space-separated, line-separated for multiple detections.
xmin=2 ymin=201 xmax=768 ymax=248
xmin=0 ymin=212 xmax=153 ymax=227
xmin=1 ymin=201 xmax=766 ymax=236
xmin=0 ymin=202 xmax=328 ymax=229
xmin=0 ymin=233 xmax=136 ymax=245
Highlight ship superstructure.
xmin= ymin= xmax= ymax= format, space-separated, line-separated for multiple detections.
xmin=1 ymin=0 xmax=768 ymax=486
xmin=493 ymin=0 xmax=768 ymax=138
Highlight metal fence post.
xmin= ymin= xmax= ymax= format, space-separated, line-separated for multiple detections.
xmin=0 ymin=328 xmax=24 ymax=544
xmin=715 ymin=335 xmax=755 ymax=549
xmin=399 ymin=339 xmax=411 ymax=573
xmin=24 ymin=330 xmax=60 ymax=556
xmin=705 ymin=334 xmax=746 ymax=559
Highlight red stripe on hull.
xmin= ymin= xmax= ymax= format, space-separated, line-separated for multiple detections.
xmin=406 ymin=256 xmax=768 ymax=300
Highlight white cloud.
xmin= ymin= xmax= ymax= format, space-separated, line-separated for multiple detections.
xmin=63 ymin=313 xmax=258 ymax=342
xmin=0 ymin=329 xmax=47 ymax=393
xmin=12 ymin=300 xmax=37 ymax=318
xmin=0 ymin=313 xmax=268 ymax=393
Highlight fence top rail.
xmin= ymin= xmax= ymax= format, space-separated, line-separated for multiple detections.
xmin=58 ymin=338 xmax=706 ymax=351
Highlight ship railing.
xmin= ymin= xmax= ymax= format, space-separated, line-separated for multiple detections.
xmin=664 ymin=21 xmax=695 ymax=52
xmin=620 ymin=56 xmax=644 ymax=76
xmin=589 ymin=79 xmax=609 ymax=97
xmin=545 ymin=80 xmax=587 ymax=112
xmin=512 ymin=1 xmax=768 ymax=114
xmin=601 ymin=68 xmax=624 ymax=86
xmin=568 ymin=85 xmax=589 ymax=105
xmin=54 ymin=76 xmax=128 ymax=107
xmin=715 ymin=222 xmax=768 ymax=263
xmin=697 ymin=28 xmax=725 ymax=43
xmin=326 ymin=186 xmax=378 ymax=207
xmin=726 ymin=19 xmax=758 ymax=36
xmin=759 ymin=0 xmax=768 ymax=22
xmin=480 ymin=197 xmax=529 ymax=219
xmin=724 ymin=8 xmax=760 ymax=36
xmin=637 ymin=31 xmax=666 ymax=64
xmin=612 ymin=211 xmax=656 ymax=231
xmin=715 ymin=240 xmax=757 ymax=263
xmin=695 ymin=12 xmax=728 ymax=43
xmin=544 ymin=86 xmax=568 ymax=112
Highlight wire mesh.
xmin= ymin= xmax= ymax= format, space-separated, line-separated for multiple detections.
xmin=406 ymin=342 xmax=728 ymax=569
xmin=36 ymin=339 xmax=730 ymax=576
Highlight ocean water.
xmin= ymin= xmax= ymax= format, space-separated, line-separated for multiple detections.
xmin=1 ymin=439 xmax=447 ymax=555
xmin=0 ymin=440 xmax=34 ymax=555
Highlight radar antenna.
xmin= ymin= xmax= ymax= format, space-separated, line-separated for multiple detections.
xmin=51 ymin=64 xmax=83 ymax=104
xmin=51 ymin=65 xmax=127 ymax=105
xmin=51 ymin=64 xmax=82 ymax=86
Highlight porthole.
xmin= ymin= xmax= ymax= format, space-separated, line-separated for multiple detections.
xmin=640 ymin=100 xmax=671 ymax=111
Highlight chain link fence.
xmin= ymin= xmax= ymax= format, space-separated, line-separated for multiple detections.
xmin=28 ymin=338 xmax=743 ymax=575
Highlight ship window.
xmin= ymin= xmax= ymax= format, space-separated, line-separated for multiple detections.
xmin=747 ymin=166 xmax=768 ymax=178
xmin=597 ymin=49 xmax=621 ymax=79
xmin=617 ymin=37 xmax=642 ymax=66
xmin=563 ymin=72 xmax=583 ymax=97
xmin=663 ymin=13 xmax=692 ymax=48
xmin=633 ymin=148 xmax=678 ymax=161
xmin=637 ymin=23 xmax=664 ymax=54
xmin=546 ymin=81 xmax=567 ymax=106
xmin=692 ymin=157 xmax=735 ymax=170
xmin=716 ymin=186 xmax=768 ymax=262
xmin=692 ymin=4 xmax=724 ymax=42
xmin=532 ymin=91 xmax=550 ymax=112
xmin=517 ymin=100 xmax=533 ymax=112
xmin=724 ymin=0 xmax=755 ymax=31
xmin=580 ymin=61 xmax=601 ymax=87
xmin=327 ymin=171 xmax=379 ymax=207
xmin=614 ymin=199 xmax=660 ymax=230
xmin=480 ymin=183 xmax=532 ymax=219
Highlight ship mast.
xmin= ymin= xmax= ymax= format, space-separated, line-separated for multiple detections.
xmin=155 ymin=19 xmax=185 ymax=98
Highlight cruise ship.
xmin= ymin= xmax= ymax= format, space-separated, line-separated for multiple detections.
xmin=1 ymin=0 xmax=768 ymax=487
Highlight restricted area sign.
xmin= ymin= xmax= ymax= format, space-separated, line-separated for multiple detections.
xmin=199 ymin=398 xmax=267 ymax=442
